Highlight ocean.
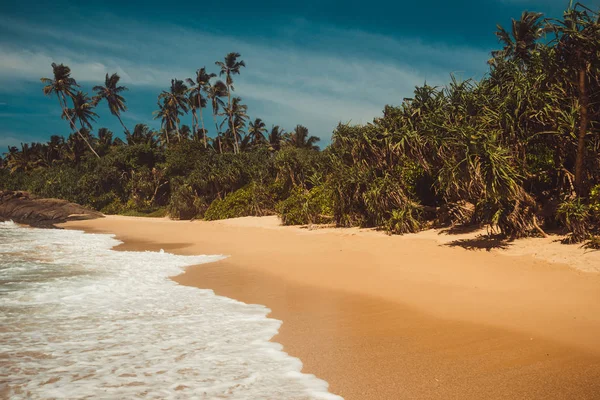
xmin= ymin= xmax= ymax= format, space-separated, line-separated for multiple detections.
xmin=0 ymin=221 xmax=340 ymax=399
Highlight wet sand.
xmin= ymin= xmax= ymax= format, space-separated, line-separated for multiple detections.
xmin=61 ymin=215 xmax=600 ymax=399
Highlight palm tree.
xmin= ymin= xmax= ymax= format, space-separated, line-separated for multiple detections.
xmin=5 ymin=143 xmax=41 ymax=173
xmin=158 ymin=79 xmax=189 ymax=141
xmin=187 ymin=67 xmax=216 ymax=147
xmin=180 ymin=124 xmax=192 ymax=141
xmin=220 ymin=97 xmax=248 ymax=152
xmin=64 ymin=91 xmax=99 ymax=130
xmin=153 ymin=99 xmax=180 ymax=144
xmin=207 ymin=80 xmax=228 ymax=152
xmin=268 ymin=125 xmax=285 ymax=151
xmin=287 ymin=125 xmax=320 ymax=150
xmin=93 ymin=73 xmax=130 ymax=135
xmin=41 ymin=63 xmax=100 ymax=158
xmin=216 ymin=53 xmax=246 ymax=153
xmin=248 ymin=118 xmax=267 ymax=147
xmin=127 ymin=124 xmax=157 ymax=146
xmin=548 ymin=3 xmax=600 ymax=195
xmin=491 ymin=11 xmax=545 ymax=66
xmin=46 ymin=135 xmax=65 ymax=165
xmin=61 ymin=91 xmax=101 ymax=158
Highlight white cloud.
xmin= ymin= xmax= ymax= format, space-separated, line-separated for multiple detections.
xmin=0 ymin=15 xmax=490 ymax=140
xmin=0 ymin=134 xmax=41 ymax=149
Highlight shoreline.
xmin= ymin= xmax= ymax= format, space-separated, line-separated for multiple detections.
xmin=61 ymin=215 xmax=600 ymax=399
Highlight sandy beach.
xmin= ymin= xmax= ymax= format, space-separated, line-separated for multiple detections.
xmin=61 ymin=215 xmax=600 ymax=399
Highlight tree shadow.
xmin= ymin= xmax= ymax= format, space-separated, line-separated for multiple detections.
xmin=445 ymin=234 xmax=511 ymax=251
xmin=438 ymin=224 xmax=484 ymax=235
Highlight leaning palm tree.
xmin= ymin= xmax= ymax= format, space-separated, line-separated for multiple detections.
xmin=186 ymin=67 xmax=216 ymax=147
xmin=65 ymin=91 xmax=99 ymax=130
xmin=41 ymin=63 xmax=100 ymax=158
xmin=287 ymin=125 xmax=320 ymax=150
xmin=248 ymin=118 xmax=267 ymax=147
xmin=158 ymin=79 xmax=189 ymax=141
xmin=93 ymin=73 xmax=130 ymax=135
xmin=61 ymin=91 xmax=101 ymax=158
xmin=216 ymin=53 xmax=246 ymax=153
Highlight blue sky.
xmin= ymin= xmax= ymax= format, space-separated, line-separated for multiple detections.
xmin=1 ymin=0 xmax=598 ymax=149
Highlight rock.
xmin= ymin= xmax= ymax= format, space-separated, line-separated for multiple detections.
xmin=0 ymin=190 xmax=103 ymax=228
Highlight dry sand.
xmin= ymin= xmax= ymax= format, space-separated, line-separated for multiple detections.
xmin=61 ymin=215 xmax=600 ymax=399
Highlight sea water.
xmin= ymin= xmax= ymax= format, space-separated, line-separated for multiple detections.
xmin=0 ymin=221 xmax=340 ymax=399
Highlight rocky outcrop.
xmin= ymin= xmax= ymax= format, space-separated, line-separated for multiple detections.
xmin=0 ymin=191 xmax=103 ymax=228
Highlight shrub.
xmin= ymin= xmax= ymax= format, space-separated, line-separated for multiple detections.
xmin=590 ymin=185 xmax=600 ymax=218
xmin=582 ymin=236 xmax=600 ymax=250
xmin=384 ymin=202 xmax=424 ymax=234
xmin=101 ymin=197 xmax=126 ymax=215
xmin=167 ymin=180 xmax=206 ymax=220
xmin=204 ymin=182 xmax=275 ymax=221
xmin=276 ymin=185 xmax=334 ymax=225
xmin=557 ymin=198 xmax=590 ymax=243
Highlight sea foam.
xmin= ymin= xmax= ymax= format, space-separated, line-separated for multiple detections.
xmin=0 ymin=222 xmax=341 ymax=399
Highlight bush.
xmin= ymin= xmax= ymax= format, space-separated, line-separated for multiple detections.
xmin=204 ymin=182 xmax=275 ymax=221
xmin=582 ymin=236 xmax=600 ymax=250
xmin=590 ymin=185 xmax=600 ymax=218
xmin=557 ymin=198 xmax=590 ymax=243
xmin=167 ymin=180 xmax=206 ymax=220
xmin=384 ymin=202 xmax=424 ymax=234
xmin=276 ymin=185 xmax=334 ymax=225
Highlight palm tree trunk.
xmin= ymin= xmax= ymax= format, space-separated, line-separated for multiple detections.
xmin=116 ymin=113 xmax=131 ymax=136
xmin=227 ymin=87 xmax=239 ymax=154
xmin=58 ymin=94 xmax=100 ymax=159
xmin=191 ymin=108 xmax=198 ymax=141
xmin=212 ymin=111 xmax=221 ymax=152
xmin=575 ymin=66 xmax=589 ymax=196
xmin=162 ymin=123 xmax=169 ymax=145
xmin=198 ymin=92 xmax=207 ymax=148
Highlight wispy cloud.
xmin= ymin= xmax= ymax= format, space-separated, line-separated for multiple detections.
xmin=0 ymin=133 xmax=40 ymax=149
xmin=0 ymin=14 xmax=491 ymax=140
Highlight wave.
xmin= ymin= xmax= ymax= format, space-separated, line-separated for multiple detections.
xmin=0 ymin=223 xmax=340 ymax=399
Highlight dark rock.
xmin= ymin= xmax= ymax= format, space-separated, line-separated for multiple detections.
xmin=0 ymin=191 xmax=103 ymax=228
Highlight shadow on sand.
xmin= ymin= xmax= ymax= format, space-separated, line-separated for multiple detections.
xmin=445 ymin=234 xmax=511 ymax=251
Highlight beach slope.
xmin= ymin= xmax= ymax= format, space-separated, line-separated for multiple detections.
xmin=62 ymin=215 xmax=600 ymax=399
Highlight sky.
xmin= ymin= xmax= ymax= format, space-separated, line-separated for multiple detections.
xmin=1 ymin=0 xmax=598 ymax=149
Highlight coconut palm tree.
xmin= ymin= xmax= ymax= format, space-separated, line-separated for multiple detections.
xmin=41 ymin=63 xmax=100 ymax=158
xmin=268 ymin=125 xmax=285 ymax=151
xmin=216 ymin=53 xmax=246 ymax=153
xmin=61 ymin=91 xmax=101 ymax=158
xmin=127 ymin=124 xmax=157 ymax=146
xmin=207 ymin=80 xmax=228 ymax=152
xmin=63 ymin=91 xmax=99 ymax=130
xmin=158 ymin=79 xmax=189 ymax=141
xmin=220 ymin=97 xmax=248 ymax=151
xmin=248 ymin=118 xmax=267 ymax=147
xmin=491 ymin=11 xmax=545 ymax=66
xmin=153 ymin=99 xmax=181 ymax=144
xmin=187 ymin=67 xmax=216 ymax=147
xmin=93 ymin=73 xmax=130 ymax=135
xmin=287 ymin=125 xmax=320 ymax=150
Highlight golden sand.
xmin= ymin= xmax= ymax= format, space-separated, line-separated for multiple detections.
xmin=62 ymin=215 xmax=600 ymax=399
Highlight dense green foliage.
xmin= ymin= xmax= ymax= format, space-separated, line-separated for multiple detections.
xmin=1 ymin=3 xmax=599 ymax=247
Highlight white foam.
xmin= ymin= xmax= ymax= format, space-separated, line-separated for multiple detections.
xmin=0 ymin=223 xmax=342 ymax=399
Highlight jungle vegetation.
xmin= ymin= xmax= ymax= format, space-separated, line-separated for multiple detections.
xmin=1 ymin=3 xmax=599 ymax=246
